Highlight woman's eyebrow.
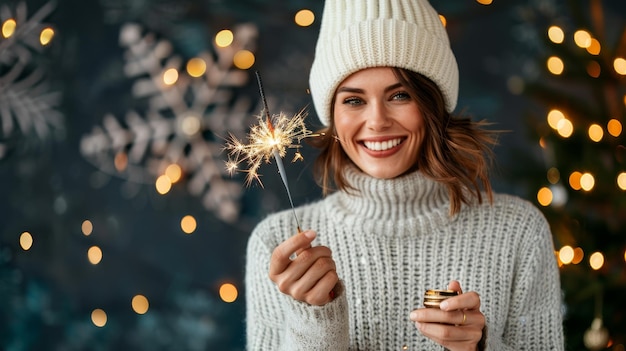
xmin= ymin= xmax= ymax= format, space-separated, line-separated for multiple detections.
xmin=336 ymin=83 xmax=403 ymax=95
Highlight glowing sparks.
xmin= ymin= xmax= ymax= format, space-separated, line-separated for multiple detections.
xmin=225 ymin=109 xmax=312 ymax=186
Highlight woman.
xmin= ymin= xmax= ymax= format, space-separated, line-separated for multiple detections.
xmin=245 ymin=0 xmax=564 ymax=350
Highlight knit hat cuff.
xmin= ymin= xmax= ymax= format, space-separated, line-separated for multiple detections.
xmin=310 ymin=18 xmax=459 ymax=126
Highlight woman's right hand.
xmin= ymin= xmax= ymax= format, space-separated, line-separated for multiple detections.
xmin=269 ymin=230 xmax=338 ymax=306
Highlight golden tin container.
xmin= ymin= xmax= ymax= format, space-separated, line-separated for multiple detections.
xmin=423 ymin=289 xmax=458 ymax=308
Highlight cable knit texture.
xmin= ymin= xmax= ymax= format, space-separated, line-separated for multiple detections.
xmin=245 ymin=168 xmax=564 ymax=350
xmin=309 ymin=0 xmax=459 ymax=126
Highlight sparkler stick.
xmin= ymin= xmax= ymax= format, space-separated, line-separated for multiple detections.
xmin=225 ymin=71 xmax=315 ymax=233
xmin=255 ymin=71 xmax=302 ymax=233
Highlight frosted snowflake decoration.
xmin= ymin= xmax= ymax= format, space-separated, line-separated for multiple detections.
xmin=0 ymin=1 xmax=63 ymax=159
xmin=80 ymin=22 xmax=259 ymax=222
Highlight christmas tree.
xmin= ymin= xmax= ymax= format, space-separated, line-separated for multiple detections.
xmin=508 ymin=1 xmax=625 ymax=349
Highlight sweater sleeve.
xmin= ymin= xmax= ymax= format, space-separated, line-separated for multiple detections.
xmin=245 ymin=217 xmax=350 ymax=350
xmin=486 ymin=205 xmax=564 ymax=351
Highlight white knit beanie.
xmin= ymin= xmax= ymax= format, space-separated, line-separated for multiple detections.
xmin=309 ymin=0 xmax=459 ymax=126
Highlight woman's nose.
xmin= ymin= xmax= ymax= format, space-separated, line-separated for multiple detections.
xmin=365 ymin=103 xmax=392 ymax=131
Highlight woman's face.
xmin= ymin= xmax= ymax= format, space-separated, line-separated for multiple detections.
xmin=333 ymin=67 xmax=425 ymax=179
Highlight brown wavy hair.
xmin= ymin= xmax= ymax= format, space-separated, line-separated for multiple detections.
xmin=308 ymin=67 xmax=498 ymax=215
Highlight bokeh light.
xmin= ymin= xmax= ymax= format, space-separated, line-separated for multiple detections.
xmin=20 ymin=232 xmax=33 ymax=251
xmin=88 ymin=246 xmax=103 ymax=265
xmin=165 ymin=164 xmax=182 ymax=183
xmin=580 ymin=172 xmax=595 ymax=191
xmin=181 ymin=215 xmax=197 ymax=234
xmin=615 ymin=58 xmax=626 ymax=75
xmin=187 ymin=58 xmax=207 ymax=77
xmin=476 ymin=0 xmax=493 ymax=5
xmin=91 ymin=309 xmax=107 ymax=327
xmin=547 ymin=167 xmax=560 ymax=184
xmin=163 ymin=68 xmax=179 ymax=85
xmin=573 ymin=30 xmax=592 ymax=48
xmin=219 ymin=283 xmax=238 ymax=303
xmin=559 ymin=245 xmax=574 ymax=264
xmin=1 ymin=19 xmax=16 ymax=38
xmin=155 ymin=175 xmax=172 ymax=194
xmin=617 ymin=172 xmax=626 ymax=190
xmin=233 ymin=50 xmax=255 ymax=69
xmin=556 ymin=118 xmax=573 ymax=138
xmin=438 ymin=15 xmax=447 ymax=27
xmin=607 ymin=119 xmax=622 ymax=137
xmin=547 ymin=56 xmax=564 ymax=75
xmin=586 ymin=61 xmax=601 ymax=78
xmin=537 ymin=187 xmax=553 ymax=206
xmin=586 ymin=38 xmax=601 ymax=55
xmin=82 ymin=220 xmax=93 ymax=236
xmin=572 ymin=247 xmax=584 ymax=264
xmin=132 ymin=295 xmax=149 ymax=314
xmin=215 ymin=29 xmax=234 ymax=48
xmin=40 ymin=27 xmax=54 ymax=45
xmin=547 ymin=109 xmax=565 ymax=129
xmin=548 ymin=26 xmax=564 ymax=44
xmin=588 ymin=124 xmax=603 ymax=142
xmin=569 ymin=171 xmax=582 ymax=190
xmin=589 ymin=252 xmax=604 ymax=270
xmin=294 ymin=9 xmax=315 ymax=27
xmin=181 ymin=115 xmax=201 ymax=136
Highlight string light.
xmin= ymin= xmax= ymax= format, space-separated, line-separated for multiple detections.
xmin=476 ymin=0 xmax=493 ymax=5
xmin=215 ymin=29 xmax=234 ymax=48
xmin=547 ymin=56 xmax=564 ymax=75
xmin=82 ymin=220 xmax=93 ymax=236
xmin=132 ymin=295 xmax=149 ymax=314
xmin=180 ymin=215 xmax=197 ymax=234
xmin=547 ymin=109 xmax=565 ymax=129
xmin=186 ymin=58 xmax=207 ymax=77
xmin=588 ymin=124 xmax=603 ymax=142
xmin=1 ymin=18 xmax=16 ymax=38
xmin=589 ymin=252 xmax=604 ymax=270
xmin=617 ymin=172 xmax=626 ymax=190
xmin=556 ymin=118 xmax=574 ymax=138
xmin=233 ymin=50 xmax=255 ymax=69
xmin=537 ymin=187 xmax=553 ymax=206
xmin=586 ymin=38 xmax=601 ymax=55
xmin=569 ymin=171 xmax=583 ymax=190
xmin=607 ymin=119 xmax=622 ymax=137
xmin=572 ymin=247 xmax=584 ymax=264
xmin=559 ymin=245 xmax=574 ymax=264
xmin=155 ymin=175 xmax=171 ymax=194
xmin=163 ymin=68 xmax=179 ymax=85
xmin=586 ymin=61 xmax=601 ymax=78
xmin=165 ymin=164 xmax=182 ymax=183
xmin=574 ymin=30 xmax=592 ymax=48
xmin=19 ymin=232 xmax=33 ymax=251
xmin=548 ymin=26 xmax=564 ymax=44
xmin=40 ymin=27 xmax=54 ymax=45
xmin=614 ymin=58 xmax=626 ymax=75
xmin=294 ymin=9 xmax=315 ymax=27
xmin=88 ymin=246 xmax=103 ymax=265
xmin=438 ymin=15 xmax=447 ymax=27
xmin=219 ymin=283 xmax=238 ymax=303
xmin=580 ymin=173 xmax=595 ymax=191
xmin=91 ymin=309 xmax=107 ymax=327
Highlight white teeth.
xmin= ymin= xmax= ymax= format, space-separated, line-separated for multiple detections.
xmin=363 ymin=138 xmax=403 ymax=151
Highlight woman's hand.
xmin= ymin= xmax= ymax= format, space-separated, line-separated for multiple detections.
xmin=269 ymin=230 xmax=338 ymax=306
xmin=410 ymin=280 xmax=485 ymax=351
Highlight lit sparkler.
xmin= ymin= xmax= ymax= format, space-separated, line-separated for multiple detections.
xmin=225 ymin=72 xmax=316 ymax=232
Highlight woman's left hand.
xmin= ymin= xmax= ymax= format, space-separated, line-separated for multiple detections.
xmin=409 ymin=280 xmax=485 ymax=351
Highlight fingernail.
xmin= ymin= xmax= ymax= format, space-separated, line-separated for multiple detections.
xmin=303 ymin=230 xmax=316 ymax=239
xmin=409 ymin=311 xmax=417 ymax=320
xmin=440 ymin=301 xmax=449 ymax=310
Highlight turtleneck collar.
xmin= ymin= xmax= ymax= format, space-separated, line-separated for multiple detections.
xmin=334 ymin=166 xmax=451 ymax=222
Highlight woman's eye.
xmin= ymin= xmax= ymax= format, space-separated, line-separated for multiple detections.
xmin=391 ymin=92 xmax=410 ymax=101
xmin=343 ymin=97 xmax=363 ymax=105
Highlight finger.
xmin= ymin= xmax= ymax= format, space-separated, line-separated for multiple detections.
xmin=447 ymin=280 xmax=463 ymax=294
xmin=269 ymin=230 xmax=317 ymax=275
xmin=304 ymin=269 xmax=339 ymax=306
xmin=440 ymin=291 xmax=481 ymax=311
xmin=286 ymin=252 xmax=336 ymax=296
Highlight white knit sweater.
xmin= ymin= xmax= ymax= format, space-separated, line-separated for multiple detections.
xmin=245 ymin=167 xmax=564 ymax=350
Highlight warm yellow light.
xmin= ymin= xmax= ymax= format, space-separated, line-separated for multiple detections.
xmin=588 ymin=124 xmax=603 ymax=142
xmin=40 ymin=27 xmax=54 ymax=45
xmin=548 ymin=26 xmax=564 ymax=44
xmin=617 ymin=172 xmax=626 ymax=190
xmin=614 ymin=58 xmax=626 ymax=75
xmin=559 ymin=246 xmax=574 ymax=264
xmin=569 ymin=171 xmax=582 ymax=190
xmin=219 ymin=283 xmax=238 ymax=303
xmin=88 ymin=246 xmax=103 ymax=265
xmin=233 ymin=50 xmax=255 ymax=69
xmin=574 ymin=30 xmax=592 ymax=48
xmin=181 ymin=115 xmax=201 ymax=136
xmin=589 ymin=252 xmax=604 ymax=270
xmin=114 ymin=151 xmax=128 ymax=172
xmin=186 ymin=58 xmax=206 ymax=77
xmin=132 ymin=295 xmax=149 ymax=314
xmin=547 ymin=109 xmax=565 ymax=129
xmin=580 ymin=172 xmax=595 ymax=191
xmin=165 ymin=164 xmax=182 ymax=183
xmin=1 ymin=19 xmax=16 ymax=38
xmin=547 ymin=56 xmax=564 ymax=75
xmin=163 ymin=68 xmax=179 ymax=85
xmin=476 ymin=0 xmax=493 ymax=5
xmin=294 ymin=9 xmax=315 ymax=27
xmin=556 ymin=118 xmax=573 ymax=138
xmin=607 ymin=119 xmax=622 ymax=137
xmin=215 ymin=29 xmax=234 ymax=48
xmin=91 ymin=309 xmax=107 ymax=327
xmin=20 ymin=232 xmax=33 ymax=251
xmin=438 ymin=15 xmax=447 ymax=27
xmin=155 ymin=175 xmax=172 ymax=194
xmin=586 ymin=61 xmax=601 ymax=78
xmin=82 ymin=220 xmax=93 ymax=236
xmin=572 ymin=247 xmax=584 ymax=264
xmin=547 ymin=167 xmax=560 ymax=184
xmin=181 ymin=215 xmax=197 ymax=234
xmin=586 ymin=38 xmax=601 ymax=55
xmin=539 ymin=137 xmax=547 ymax=149
xmin=537 ymin=187 xmax=553 ymax=206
